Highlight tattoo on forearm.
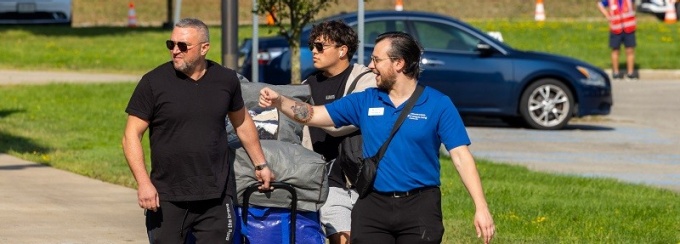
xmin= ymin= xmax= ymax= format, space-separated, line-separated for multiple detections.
xmin=291 ymin=102 xmax=313 ymax=123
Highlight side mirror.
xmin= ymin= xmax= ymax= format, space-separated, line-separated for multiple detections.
xmin=476 ymin=42 xmax=494 ymax=57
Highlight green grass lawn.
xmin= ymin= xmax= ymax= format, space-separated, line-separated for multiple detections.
xmin=2 ymin=19 xmax=680 ymax=242
xmin=1 ymin=20 xmax=678 ymax=75
xmin=0 ymin=83 xmax=679 ymax=243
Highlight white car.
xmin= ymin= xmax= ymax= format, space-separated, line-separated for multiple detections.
xmin=637 ymin=0 xmax=679 ymax=21
xmin=0 ymin=0 xmax=71 ymax=25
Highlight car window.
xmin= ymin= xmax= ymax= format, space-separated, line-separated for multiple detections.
xmin=412 ymin=21 xmax=479 ymax=52
xmin=357 ymin=20 xmax=408 ymax=44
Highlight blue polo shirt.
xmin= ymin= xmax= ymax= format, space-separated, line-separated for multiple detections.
xmin=325 ymin=86 xmax=471 ymax=192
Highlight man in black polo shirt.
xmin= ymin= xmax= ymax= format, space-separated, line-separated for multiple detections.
xmin=122 ymin=18 xmax=273 ymax=243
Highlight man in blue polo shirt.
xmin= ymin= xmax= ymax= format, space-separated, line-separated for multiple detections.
xmin=258 ymin=31 xmax=494 ymax=244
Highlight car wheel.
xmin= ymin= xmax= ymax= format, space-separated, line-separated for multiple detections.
xmin=654 ymin=12 xmax=665 ymax=21
xmin=519 ymin=79 xmax=573 ymax=130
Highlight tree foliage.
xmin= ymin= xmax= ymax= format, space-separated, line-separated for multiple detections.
xmin=257 ymin=0 xmax=339 ymax=84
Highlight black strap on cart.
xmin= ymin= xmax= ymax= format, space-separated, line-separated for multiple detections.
xmin=241 ymin=182 xmax=298 ymax=244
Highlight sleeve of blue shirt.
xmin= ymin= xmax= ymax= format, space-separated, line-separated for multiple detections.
xmin=436 ymin=94 xmax=471 ymax=151
xmin=325 ymin=88 xmax=373 ymax=128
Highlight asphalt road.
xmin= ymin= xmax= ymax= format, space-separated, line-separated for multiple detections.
xmin=464 ymin=79 xmax=680 ymax=192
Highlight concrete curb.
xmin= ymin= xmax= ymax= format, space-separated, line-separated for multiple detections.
xmin=605 ymin=69 xmax=680 ymax=80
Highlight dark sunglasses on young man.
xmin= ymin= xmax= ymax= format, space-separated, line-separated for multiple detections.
xmin=308 ymin=42 xmax=336 ymax=53
xmin=166 ymin=40 xmax=202 ymax=52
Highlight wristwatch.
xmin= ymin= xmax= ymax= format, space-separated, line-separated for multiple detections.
xmin=254 ymin=162 xmax=269 ymax=171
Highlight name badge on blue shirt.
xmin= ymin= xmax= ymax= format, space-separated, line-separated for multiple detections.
xmin=368 ymin=107 xmax=384 ymax=116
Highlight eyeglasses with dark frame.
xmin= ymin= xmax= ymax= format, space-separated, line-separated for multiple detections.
xmin=308 ymin=42 xmax=337 ymax=53
xmin=166 ymin=40 xmax=205 ymax=52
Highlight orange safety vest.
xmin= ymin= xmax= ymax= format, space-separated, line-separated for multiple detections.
xmin=609 ymin=0 xmax=636 ymax=34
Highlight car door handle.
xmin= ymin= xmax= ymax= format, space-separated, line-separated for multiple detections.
xmin=421 ymin=58 xmax=445 ymax=66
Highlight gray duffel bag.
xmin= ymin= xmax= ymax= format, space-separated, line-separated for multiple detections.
xmin=233 ymin=140 xmax=328 ymax=212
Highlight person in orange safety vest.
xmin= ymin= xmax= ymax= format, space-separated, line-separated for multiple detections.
xmin=597 ymin=0 xmax=638 ymax=80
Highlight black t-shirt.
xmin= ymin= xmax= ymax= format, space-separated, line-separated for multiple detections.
xmin=125 ymin=60 xmax=244 ymax=202
xmin=307 ymin=66 xmax=354 ymax=188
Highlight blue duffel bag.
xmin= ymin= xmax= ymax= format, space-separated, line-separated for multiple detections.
xmin=234 ymin=206 xmax=324 ymax=244
xmin=233 ymin=182 xmax=324 ymax=244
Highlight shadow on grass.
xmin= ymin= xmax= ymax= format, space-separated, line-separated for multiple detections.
xmin=0 ymin=131 xmax=50 ymax=155
xmin=0 ymin=25 xmax=168 ymax=37
xmin=0 ymin=109 xmax=50 ymax=155
xmin=0 ymin=109 xmax=23 ymax=118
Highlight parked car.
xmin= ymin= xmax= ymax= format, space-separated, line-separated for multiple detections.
xmin=239 ymin=37 xmax=290 ymax=85
xmin=637 ymin=0 xmax=679 ymax=21
xmin=0 ymin=0 xmax=72 ymax=25
xmin=240 ymin=11 xmax=612 ymax=130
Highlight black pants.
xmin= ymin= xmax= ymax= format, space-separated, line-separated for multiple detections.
xmin=350 ymin=187 xmax=444 ymax=244
xmin=146 ymin=197 xmax=236 ymax=244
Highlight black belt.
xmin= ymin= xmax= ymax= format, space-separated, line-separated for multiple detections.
xmin=374 ymin=186 xmax=437 ymax=198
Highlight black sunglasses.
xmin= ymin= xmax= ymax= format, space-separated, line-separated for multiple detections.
xmin=166 ymin=40 xmax=191 ymax=52
xmin=308 ymin=42 xmax=335 ymax=53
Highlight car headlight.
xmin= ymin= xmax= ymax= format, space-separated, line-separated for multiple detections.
xmin=576 ymin=66 xmax=606 ymax=87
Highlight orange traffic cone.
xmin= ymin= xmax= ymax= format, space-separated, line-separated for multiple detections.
xmin=266 ymin=7 xmax=276 ymax=26
xmin=128 ymin=1 xmax=137 ymax=27
xmin=395 ymin=0 xmax=404 ymax=11
xmin=535 ymin=0 xmax=545 ymax=21
xmin=664 ymin=0 xmax=677 ymax=24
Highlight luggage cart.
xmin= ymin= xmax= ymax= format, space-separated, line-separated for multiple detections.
xmin=241 ymin=182 xmax=297 ymax=244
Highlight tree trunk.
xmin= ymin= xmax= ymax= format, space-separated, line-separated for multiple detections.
xmin=289 ymin=41 xmax=301 ymax=84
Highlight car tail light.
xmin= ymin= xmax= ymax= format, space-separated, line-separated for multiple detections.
xmin=257 ymin=52 xmax=271 ymax=65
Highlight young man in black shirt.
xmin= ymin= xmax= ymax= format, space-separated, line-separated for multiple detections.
xmin=303 ymin=20 xmax=376 ymax=244
xmin=122 ymin=18 xmax=273 ymax=243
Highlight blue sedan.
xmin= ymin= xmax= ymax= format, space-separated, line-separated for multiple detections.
xmin=240 ymin=11 xmax=612 ymax=130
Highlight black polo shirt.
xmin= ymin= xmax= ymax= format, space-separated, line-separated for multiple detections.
xmin=126 ymin=60 xmax=244 ymax=202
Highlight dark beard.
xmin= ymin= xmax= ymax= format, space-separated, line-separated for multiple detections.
xmin=377 ymin=75 xmax=396 ymax=91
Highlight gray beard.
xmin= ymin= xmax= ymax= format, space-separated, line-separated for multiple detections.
xmin=174 ymin=59 xmax=195 ymax=74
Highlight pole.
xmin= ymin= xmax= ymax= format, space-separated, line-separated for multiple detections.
xmin=173 ymin=0 xmax=182 ymax=25
xmin=251 ymin=0 xmax=259 ymax=82
xmin=358 ymin=0 xmax=364 ymax=65
xmin=163 ymin=0 xmax=173 ymax=29
xmin=221 ymin=0 xmax=239 ymax=69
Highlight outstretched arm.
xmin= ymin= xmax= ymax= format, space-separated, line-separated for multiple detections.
xmin=259 ymin=87 xmax=336 ymax=127
xmin=449 ymin=145 xmax=495 ymax=244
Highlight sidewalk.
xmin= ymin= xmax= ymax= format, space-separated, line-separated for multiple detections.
xmin=2 ymin=69 xmax=679 ymax=86
xmin=0 ymin=69 xmax=146 ymax=243
xmin=0 ymin=154 xmax=147 ymax=244
xmin=0 ymin=69 xmax=140 ymax=85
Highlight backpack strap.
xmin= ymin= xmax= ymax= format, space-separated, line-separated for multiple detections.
xmin=346 ymin=70 xmax=372 ymax=95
